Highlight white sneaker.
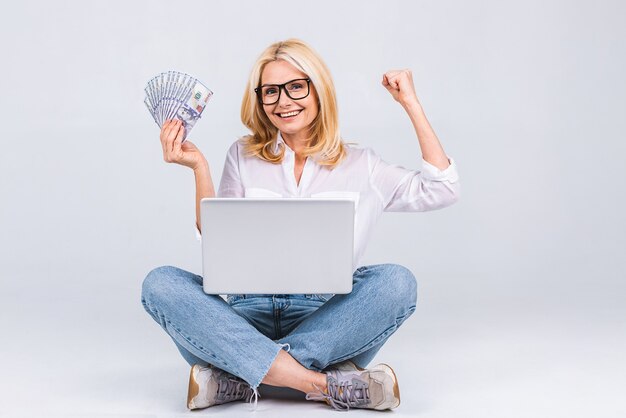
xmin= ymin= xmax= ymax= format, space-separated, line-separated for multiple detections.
xmin=187 ymin=364 xmax=253 ymax=410
xmin=306 ymin=363 xmax=400 ymax=410
xmin=325 ymin=359 xmax=364 ymax=371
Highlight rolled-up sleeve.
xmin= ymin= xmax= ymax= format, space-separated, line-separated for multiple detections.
xmin=367 ymin=148 xmax=460 ymax=212
xmin=218 ymin=140 xmax=245 ymax=198
xmin=195 ymin=140 xmax=245 ymax=241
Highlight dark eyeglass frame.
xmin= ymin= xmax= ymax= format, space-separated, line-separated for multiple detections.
xmin=254 ymin=78 xmax=311 ymax=105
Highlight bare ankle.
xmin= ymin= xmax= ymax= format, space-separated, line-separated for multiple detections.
xmin=309 ymin=372 xmax=327 ymax=393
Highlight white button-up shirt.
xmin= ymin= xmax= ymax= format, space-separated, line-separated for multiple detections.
xmin=197 ymin=132 xmax=460 ymax=270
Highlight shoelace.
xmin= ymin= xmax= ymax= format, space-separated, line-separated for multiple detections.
xmin=248 ymin=387 xmax=260 ymax=410
xmin=306 ymin=376 xmax=371 ymax=411
xmin=216 ymin=375 xmax=254 ymax=404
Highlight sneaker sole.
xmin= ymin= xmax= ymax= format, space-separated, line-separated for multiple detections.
xmin=370 ymin=363 xmax=400 ymax=409
xmin=187 ymin=364 xmax=203 ymax=409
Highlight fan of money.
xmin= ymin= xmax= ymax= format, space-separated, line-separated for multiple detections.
xmin=144 ymin=71 xmax=213 ymax=141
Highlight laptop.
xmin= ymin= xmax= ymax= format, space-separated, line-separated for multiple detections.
xmin=200 ymin=198 xmax=355 ymax=294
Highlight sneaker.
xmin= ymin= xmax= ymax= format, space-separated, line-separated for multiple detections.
xmin=324 ymin=359 xmax=364 ymax=372
xmin=187 ymin=364 xmax=254 ymax=410
xmin=306 ymin=363 xmax=400 ymax=410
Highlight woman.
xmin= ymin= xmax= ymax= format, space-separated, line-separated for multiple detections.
xmin=141 ymin=38 xmax=460 ymax=411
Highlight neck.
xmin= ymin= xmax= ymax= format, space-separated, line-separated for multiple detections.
xmin=281 ymin=131 xmax=310 ymax=162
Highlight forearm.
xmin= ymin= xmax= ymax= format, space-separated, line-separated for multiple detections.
xmin=403 ymin=100 xmax=450 ymax=170
xmin=193 ymin=159 xmax=216 ymax=233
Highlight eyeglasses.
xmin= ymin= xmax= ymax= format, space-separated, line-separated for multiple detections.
xmin=255 ymin=78 xmax=311 ymax=105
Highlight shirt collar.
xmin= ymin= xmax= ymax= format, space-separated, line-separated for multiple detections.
xmin=275 ymin=132 xmax=318 ymax=164
xmin=274 ymin=131 xmax=292 ymax=155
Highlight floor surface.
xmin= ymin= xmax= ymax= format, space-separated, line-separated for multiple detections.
xmin=1 ymin=281 xmax=624 ymax=418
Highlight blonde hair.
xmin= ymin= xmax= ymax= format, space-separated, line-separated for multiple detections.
xmin=240 ymin=38 xmax=348 ymax=168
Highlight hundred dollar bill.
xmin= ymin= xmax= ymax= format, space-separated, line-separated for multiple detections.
xmin=144 ymin=96 xmax=157 ymax=124
xmin=172 ymin=80 xmax=213 ymax=141
xmin=144 ymin=71 xmax=213 ymax=140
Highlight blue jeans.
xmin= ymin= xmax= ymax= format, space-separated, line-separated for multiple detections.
xmin=141 ymin=263 xmax=417 ymax=390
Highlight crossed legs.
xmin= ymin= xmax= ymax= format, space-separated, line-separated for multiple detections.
xmin=141 ymin=264 xmax=417 ymax=394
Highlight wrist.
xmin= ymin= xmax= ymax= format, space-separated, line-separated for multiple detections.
xmin=401 ymin=98 xmax=422 ymax=112
xmin=192 ymin=158 xmax=209 ymax=174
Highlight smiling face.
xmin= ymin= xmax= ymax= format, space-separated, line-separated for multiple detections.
xmin=260 ymin=60 xmax=319 ymax=142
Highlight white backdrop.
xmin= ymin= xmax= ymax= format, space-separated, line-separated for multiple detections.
xmin=1 ymin=1 xmax=624 ymax=417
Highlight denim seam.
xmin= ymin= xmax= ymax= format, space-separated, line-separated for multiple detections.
xmin=327 ymin=306 xmax=417 ymax=366
xmin=165 ymin=319 xmax=230 ymax=366
xmin=273 ymin=300 xmax=292 ymax=340
xmin=163 ymin=318 xmax=240 ymax=373
xmin=332 ymin=325 xmax=396 ymax=365
xmin=273 ymin=300 xmax=280 ymax=340
xmin=142 ymin=300 xmax=164 ymax=325
xmin=396 ymin=305 xmax=416 ymax=326
xmin=165 ymin=313 xmax=283 ymax=390
xmin=144 ymin=300 xmax=235 ymax=375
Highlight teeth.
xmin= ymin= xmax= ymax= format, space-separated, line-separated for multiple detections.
xmin=280 ymin=110 xmax=301 ymax=118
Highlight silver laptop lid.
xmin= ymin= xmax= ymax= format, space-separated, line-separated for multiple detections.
xmin=200 ymin=198 xmax=354 ymax=294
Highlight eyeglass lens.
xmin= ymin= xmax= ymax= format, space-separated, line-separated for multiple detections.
xmin=260 ymin=79 xmax=309 ymax=104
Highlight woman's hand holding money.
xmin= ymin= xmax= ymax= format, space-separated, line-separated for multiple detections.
xmin=160 ymin=119 xmax=206 ymax=170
